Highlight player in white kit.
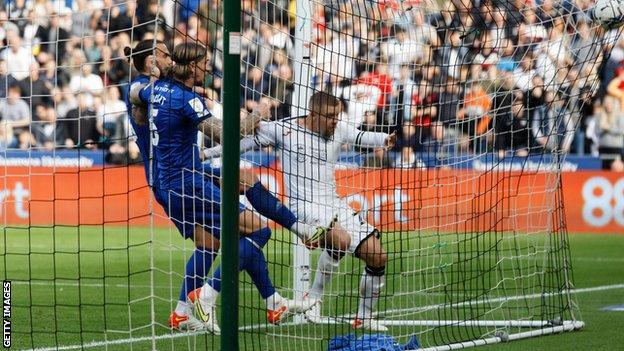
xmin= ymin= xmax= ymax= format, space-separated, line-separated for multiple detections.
xmin=205 ymin=91 xmax=396 ymax=331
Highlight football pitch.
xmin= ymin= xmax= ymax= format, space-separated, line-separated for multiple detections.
xmin=2 ymin=226 xmax=623 ymax=351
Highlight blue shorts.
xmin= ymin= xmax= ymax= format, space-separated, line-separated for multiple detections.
xmin=157 ymin=172 xmax=245 ymax=239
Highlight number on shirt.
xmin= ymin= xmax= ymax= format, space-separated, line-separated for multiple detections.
xmin=150 ymin=108 xmax=159 ymax=146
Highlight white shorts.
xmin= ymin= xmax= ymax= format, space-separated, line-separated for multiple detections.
xmin=292 ymin=198 xmax=377 ymax=253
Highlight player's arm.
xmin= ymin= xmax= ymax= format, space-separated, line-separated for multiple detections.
xmin=202 ymin=121 xmax=280 ymax=159
xmin=339 ymin=123 xmax=396 ymax=149
xmin=197 ymin=101 xmax=270 ymax=143
xmin=128 ymin=83 xmax=152 ymax=125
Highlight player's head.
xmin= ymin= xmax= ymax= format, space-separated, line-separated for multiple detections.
xmin=170 ymin=42 xmax=209 ymax=86
xmin=308 ymin=91 xmax=342 ymax=137
xmin=123 ymin=39 xmax=171 ymax=76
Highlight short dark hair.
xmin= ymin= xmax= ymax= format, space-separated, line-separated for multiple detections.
xmin=308 ymin=91 xmax=342 ymax=117
xmin=123 ymin=39 xmax=165 ymax=73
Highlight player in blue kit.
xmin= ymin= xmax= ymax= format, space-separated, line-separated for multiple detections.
xmin=128 ymin=41 xmax=318 ymax=332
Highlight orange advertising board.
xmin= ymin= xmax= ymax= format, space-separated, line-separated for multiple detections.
xmin=0 ymin=166 xmax=622 ymax=234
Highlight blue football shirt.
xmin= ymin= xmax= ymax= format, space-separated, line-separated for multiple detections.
xmin=138 ymin=78 xmax=211 ymax=191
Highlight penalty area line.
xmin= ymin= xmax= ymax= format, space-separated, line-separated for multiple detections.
xmin=24 ymin=282 xmax=624 ymax=351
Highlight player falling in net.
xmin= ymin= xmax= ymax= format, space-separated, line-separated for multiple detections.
xmin=126 ymin=40 xmax=317 ymax=331
xmin=199 ymin=91 xmax=396 ymax=331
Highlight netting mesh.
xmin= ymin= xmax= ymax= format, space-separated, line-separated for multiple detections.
xmin=1 ymin=0 xmax=621 ymax=350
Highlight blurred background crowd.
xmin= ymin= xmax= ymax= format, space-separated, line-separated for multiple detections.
xmin=0 ymin=0 xmax=623 ymax=170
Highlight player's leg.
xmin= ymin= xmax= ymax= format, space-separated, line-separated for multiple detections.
xmin=203 ymin=163 xmax=322 ymax=241
xmin=190 ymin=225 xmax=315 ymax=332
xmin=303 ymin=223 xmax=350 ymax=323
xmin=169 ymin=222 xmax=220 ymax=331
xmin=352 ymin=233 xmax=388 ymax=331
xmin=164 ymin=179 xmax=223 ymax=331
xmin=308 ymin=224 xmax=350 ymax=301
xmin=239 ymin=168 xmax=323 ymax=241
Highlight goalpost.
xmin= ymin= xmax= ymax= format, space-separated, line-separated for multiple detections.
xmin=1 ymin=0 xmax=622 ymax=350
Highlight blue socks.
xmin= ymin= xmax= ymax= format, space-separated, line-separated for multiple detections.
xmin=245 ymin=181 xmax=297 ymax=229
xmin=206 ymin=227 xmax=275 ymax=299
xmin=178 ymin=248 xmax=218 ymax=302
xmin=242 ymin=239 xmax=275 ymax=299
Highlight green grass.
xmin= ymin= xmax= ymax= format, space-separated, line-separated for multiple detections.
xmin=2 ymin=226 xmax=623 ymax=351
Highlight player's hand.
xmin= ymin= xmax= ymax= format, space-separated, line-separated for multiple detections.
xmin=241 ymin=113 xmax=261 ymax=137
xmin=241 ymin=102 xmax=269 ymax=136
xmin=253 ymin=101 xmax=271 ymax=120
xmin=384 ymin=131 xmax=397 ymax=148
xmin=303 ymin=238 xmax=320 ymax=250
xmin=193 ymin=86 xmax=207 ymax=97
xmin=132 ymin=105 xmax=148 ymax=126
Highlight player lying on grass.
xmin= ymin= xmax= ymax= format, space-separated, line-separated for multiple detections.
xmin=127 ymin=41 xmax=317 ymax=331
xmin=200 ymin=91 xmax=396 ymax=331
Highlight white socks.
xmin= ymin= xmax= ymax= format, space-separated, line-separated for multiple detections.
xmin=199 ymin=283 xmax=219 ymax=305
xmin=175 ymin=300 xmax=191 ymax=316
xmin=357 ymin=267 xmax=385 ymax=319
xmin=290 ymin=221 xmax=319 ymax=242
xmin=265 ymin=292 xmax=283 ymax=310
xmin=309 ymin=250 xmax=341 ymax=300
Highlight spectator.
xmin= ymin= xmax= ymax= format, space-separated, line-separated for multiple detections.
xmin=1 ymin=29 xmax=36 ymax=81
xmin=38 ymin=12 xmax=71 ymax=59
xmin=56 ymin=92 xmax=100 ymax=149
xmin=607 ymin=69 xmax=624 ymax=107
xmin=19 ymin=61 xmax=53 ymax=114
xmin=0 ymin=11 xmax=20 ymax=44
xmin=596 ymin=96 xmax=624 ymax=158
xmin=342 ymin=82 xmax=381 ymax=127
xmin=496 ymin=92 xmax=531 ymax=156
xmin=71 ymin=0 xmax=93 ymax=38
xmin=31 ymin=104 xmax=55 ymax=149
xmin=97 ymin=86 xmax=127 ymax=144
xmin=240 ymin=65 xmax=268 ymax=111
xmin=0 ymin=119 xmax=15 ymax=149
xmin=108 ymin=1 xmax=134 ymax=36
xmin=8 ymin=0 xmax=29 ymax=34
xmin=69 ymin=64 xmax=105 ymax=105
xmin=381 ymin=26 xmax=422 ymax=79
xmin=0 ymin=85 xmax=31 ymax=134
xmin=0 ymin=59 xmax=18 ymax=98
xmin=456 ymin=84 xmax=492 ymax=153
xmin=391 ymin=64 xmax=418 ymax=125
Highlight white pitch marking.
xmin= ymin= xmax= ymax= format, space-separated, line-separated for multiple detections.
xmin=23 ymin=282 xmax=624 ymax=351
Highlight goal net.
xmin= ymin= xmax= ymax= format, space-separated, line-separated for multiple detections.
xmin=1 ymin=0 xmax=621 ymax=350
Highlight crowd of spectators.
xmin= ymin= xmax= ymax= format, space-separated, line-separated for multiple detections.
xmin=0 ymin=0 xmax=623 ymax=170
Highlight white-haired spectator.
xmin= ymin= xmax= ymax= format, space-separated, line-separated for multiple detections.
xmin=0 ymin=11 xmax=19 ymax=44
xmin=1 ymin=30 xmax=36 ymax=81
xmin=69 ymin=64 xmax=104 ymax=105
